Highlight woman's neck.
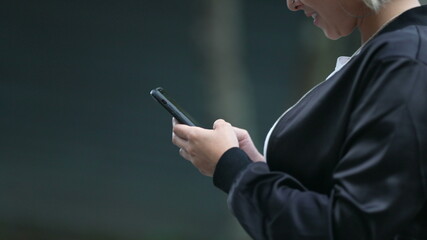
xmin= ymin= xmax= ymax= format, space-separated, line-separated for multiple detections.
xmin=357 ymin=0 xmax=421 ymax=44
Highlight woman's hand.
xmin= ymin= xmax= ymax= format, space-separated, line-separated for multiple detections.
xmin=233 ymin=127 xmax=265 ymax=162
xmin=172 ymin=118 xmax=239 ymax=177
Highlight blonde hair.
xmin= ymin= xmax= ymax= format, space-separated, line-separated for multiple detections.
xmin=363 ymin=0 xmax=389 ymax=12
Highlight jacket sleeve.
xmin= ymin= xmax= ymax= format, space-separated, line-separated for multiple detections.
xmin=213 ymin=57 xmax=427 ymax=240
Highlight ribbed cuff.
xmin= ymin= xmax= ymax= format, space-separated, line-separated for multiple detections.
xmin=213 ymin=147 xmax=252 ymax=193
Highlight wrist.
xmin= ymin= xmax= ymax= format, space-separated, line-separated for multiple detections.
xmin=213 ymin=147 xmax=252 ymax=193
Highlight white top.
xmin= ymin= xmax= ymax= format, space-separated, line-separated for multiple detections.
xmin=263 ymin=51 xmax=360 ymax=159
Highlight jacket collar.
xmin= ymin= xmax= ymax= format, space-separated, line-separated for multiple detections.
xmin=379 ymin=5 xmax=427 ymax=35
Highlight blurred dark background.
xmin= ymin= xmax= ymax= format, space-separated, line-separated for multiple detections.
xmin=4 ymin=0 xmax=421 ymax=239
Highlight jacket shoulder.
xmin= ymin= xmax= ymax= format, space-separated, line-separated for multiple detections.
xmin=365 ymin=25 xmax=427 ymax=64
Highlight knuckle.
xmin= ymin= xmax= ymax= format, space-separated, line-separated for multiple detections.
xmin=215 ymin=119 xmax=231 ymax=128
xmin=214 ymin=119 xmax=225 ymax=124
xmin=186 ymin=146 xmax=195 ymax=156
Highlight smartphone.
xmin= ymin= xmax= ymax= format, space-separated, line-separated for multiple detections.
xmin=150 ymin=87 xmax=198 ymax=126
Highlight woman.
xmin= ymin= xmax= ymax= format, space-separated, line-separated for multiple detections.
xmin=172 ymin=0 xmax=427 ymax=239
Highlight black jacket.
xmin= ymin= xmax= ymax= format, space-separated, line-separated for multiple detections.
xmin=213 ymin=5 xmax=427 ymax=240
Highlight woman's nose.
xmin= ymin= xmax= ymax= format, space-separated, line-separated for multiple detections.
xmin=287 ymin=0 xmax=303 ymax=11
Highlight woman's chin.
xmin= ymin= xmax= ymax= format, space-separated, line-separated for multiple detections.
xmin=321 ymin=28 xmax=342 ymax=40
xmin=322 ymin=27 xmax=355 ymax=40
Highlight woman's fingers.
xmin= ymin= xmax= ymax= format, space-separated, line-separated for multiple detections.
xmin=178 ymin=147 xmax=191 ymax=161
xmin=171 ymin=118 xmax=240 ymax=176
xmin=172 ymin=118 xmax=191 ymax=151
xmin=172 ymin=119 xmax=202 ymax=158
xmin=173 ymin=120 xmax=190 ymax=138
xmin=232 ymin=126 xmax=265 ymax=162
xmin=233 ymin=126 xmax=249 ymax=141
xmin=172 ymin=131 xmax=187 ymax=149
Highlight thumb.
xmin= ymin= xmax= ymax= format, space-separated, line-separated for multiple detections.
xmin=213 ymin=119 xmax=231 ymax=130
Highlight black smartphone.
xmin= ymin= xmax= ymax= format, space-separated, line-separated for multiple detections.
xmin=150 ymin=87 xmax=198 ymax=126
